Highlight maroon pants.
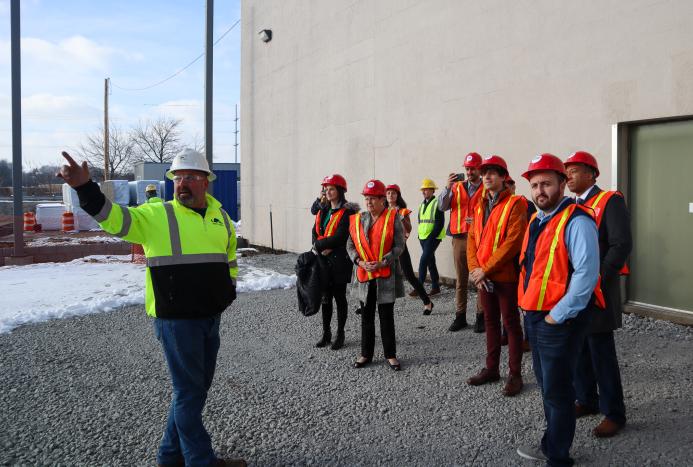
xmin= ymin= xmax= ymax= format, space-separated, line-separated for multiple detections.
xmin=478 ymin=282 xmax=523 ymax=376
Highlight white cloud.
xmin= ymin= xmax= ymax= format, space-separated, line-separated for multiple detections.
xmin=20 ymin=35 xmax=140 ymax=71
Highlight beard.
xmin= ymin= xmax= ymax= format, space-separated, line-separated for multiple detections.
xmin=534 ymin=192 xmax=561 ymax=211
xmin=176 ymin=190 xmax=196 ymax=207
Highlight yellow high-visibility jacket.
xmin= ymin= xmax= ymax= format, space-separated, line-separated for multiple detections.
xmin=93 ymin=189 xmax=238 ymax=319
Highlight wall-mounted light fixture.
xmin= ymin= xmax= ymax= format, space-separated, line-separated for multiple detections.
xmin=259 ymin=29 xmax=272 ymax=43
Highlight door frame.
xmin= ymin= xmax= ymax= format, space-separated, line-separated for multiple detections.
xmin=612 ymin=116 xmax=693 ymax=325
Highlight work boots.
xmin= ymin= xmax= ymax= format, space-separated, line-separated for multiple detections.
xmin=448 ymin=314 xmax=468 ymax=332
xmin=331 ymin=332 xmax=345 ymax=350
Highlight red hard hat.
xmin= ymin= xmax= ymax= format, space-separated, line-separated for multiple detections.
xmin=522 ymin=153 xmax=566 ymax=180
xmin=480 ymin=155 xmax=508 ymax=173
xmin=385 ymin=184 xmax=401 ymax=194
xmin=463 ymin=152 xmax=483 ymax=168
xmin=564 ymin=151 xmax=600 ymax=177
xmin=362 ymin=179 xmax=386 ymax=197
xmin=321 ymin=174 xmax=347 ymax=191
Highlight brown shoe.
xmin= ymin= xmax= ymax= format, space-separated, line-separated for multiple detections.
xmin=429 ymin=287 xmax=441 ymax=295
xmin=502 ymin=374 xmax=523 ymax=396
xmin=408 ymin=289 xmax=419 ymax=297
xmin=575 ymin=403 xmax=600 ymax=418
xmin=593 ymin=418 xmax=625 ymax=438
xmin=466 ymin=368 xmax=500 ymax=386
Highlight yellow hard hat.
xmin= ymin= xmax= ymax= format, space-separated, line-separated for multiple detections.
xmin=145 ymin=184 xmax=158 ymax=192
xmin=420 ymin=178 xmax=437 ymax=190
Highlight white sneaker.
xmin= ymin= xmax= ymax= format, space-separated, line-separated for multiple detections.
xmin=517 ymin=445 xmax=548 ymax=461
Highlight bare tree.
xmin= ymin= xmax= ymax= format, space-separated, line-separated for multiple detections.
xmin=132 ymin=117 xmax=182 ymax=164
xmin=78 ymin=125 xmax=135 ymax=179
xmin=188 ymin=133 xmax=205 ymax=154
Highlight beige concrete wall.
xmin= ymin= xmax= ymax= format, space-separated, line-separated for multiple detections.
xmin=241 ymin=0 xmax=693 ymax=277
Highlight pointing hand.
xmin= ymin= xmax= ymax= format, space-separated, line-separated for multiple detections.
xmin=56 ymin=151 xmax=90 ymax=188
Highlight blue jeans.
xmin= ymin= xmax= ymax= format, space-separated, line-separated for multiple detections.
xmin=418 ymin=238 xmax=441 ymax=289
xmin=154 ymin=315 xmax=221 ymax=466
xmin=525 ymin=308 xmax=593 ymax=467
xmin=574 ymin=330 xmax=626 ymax=425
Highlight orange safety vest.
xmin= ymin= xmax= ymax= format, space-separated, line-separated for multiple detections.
xmin=349 ymin=209 xmax=396 ymax=283
xmin=449 ymin=181 xmax=486 ymax=235
xmin=314 ymin=208 xmax=346 ymax=241
xmin=473 ymin=194 xmax=524 ymax=267
xmin=399 ymin=208 xmax=412 ymax=218
xmin=586 ymin=190 xmax=630 ymax=276
xmin=518 ymin=204 xmax=606 ymax=311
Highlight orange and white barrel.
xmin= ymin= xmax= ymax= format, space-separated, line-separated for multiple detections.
xmin=61 ymin=211 xmax=75 ymax=232
xmin=23 ymin=212 xmax=36 ymax=232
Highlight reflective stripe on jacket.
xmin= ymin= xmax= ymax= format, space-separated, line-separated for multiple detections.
xmin=95 ymin=193 xmax=238 ymax=318
xmin=472 ymin=193 xmax=526 ymax=274
xmin=588 ymin=190 xmax=630 ymax=275
xmin=314 ymin=208 xmax=346 ymax=240
xmin=418 ymin=198 xmax=445 ymax=240
xmin=449 ymin=181 xmax=485 ymax=235
xmin=518 ymin=203 xmax=605 ymax=311
xmin=349 ymin=208 xmax=396 ymax=282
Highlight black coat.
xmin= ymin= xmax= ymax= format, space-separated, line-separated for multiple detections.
xmin=584 ymin=186 xmax=632 ymax=333
xmin=312 ymin=202 xmax=359 ymax=285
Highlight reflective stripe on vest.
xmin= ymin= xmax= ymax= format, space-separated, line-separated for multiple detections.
xmin=418 ymin=198 xmax=445 ymax=240
xmin=449 ymin=182 xmax=486 ymax=235
xmin=474 ymin=194 xmax=522 ymax=267
xmin=349 ymin=209 xmax=396 ymax=283
xmin=518 ymin=204 xmax=606 ymax=311
xmin=315 ymin=209 xmax=345 ymax=240
xmin=588 ymin=191 xmax=630 ymax=276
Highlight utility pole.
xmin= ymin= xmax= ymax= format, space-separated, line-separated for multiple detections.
xmin=234 ymin=103 xmax=239 ymax=163
xmin=104 ymin=77 xmax=110 ymax=181
xmin=205 ymin=0 xmax=214 ymax=187
xmin=10 ymin=0 xmax=25 ymax=260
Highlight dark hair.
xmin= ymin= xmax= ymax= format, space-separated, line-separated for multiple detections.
xmin=336 ymin=186 xmax=346 ymax=204
xmin=481 ymin=165 xmax=508 ymax=177
xmin=395 ymin=195 xmax=407 ymax=209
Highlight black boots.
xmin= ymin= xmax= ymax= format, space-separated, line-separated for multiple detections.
xmin=473 ymin=313 xmax=485 ymax=333
xmin=315 ymin=331 xmax=331 ymax=348
xmin=331 ymin=332 xmax=345 ymax=350
xmin=448 ymin=314 xmax=468 ymax=332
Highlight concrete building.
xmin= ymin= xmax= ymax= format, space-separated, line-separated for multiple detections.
xmin=241 ymin=0 xmax=693 ymax=322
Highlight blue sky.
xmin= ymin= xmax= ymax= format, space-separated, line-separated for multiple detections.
xmin=0 ymin=0 xmax=242 ymax=167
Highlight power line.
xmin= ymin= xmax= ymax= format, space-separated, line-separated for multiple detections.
xmin=111 ymin=19 xmax=240 ymax=92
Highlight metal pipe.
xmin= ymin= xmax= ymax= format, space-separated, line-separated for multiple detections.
xmin=11 ymin=0 xmax=24 ymax=257
xmin=204 ymin=0 xmax=214 ymax=190
xmin=269 ymin=205 xmax=275 ymax=254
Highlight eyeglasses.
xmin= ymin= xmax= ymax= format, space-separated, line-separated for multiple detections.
xmin=173 ymin=174 xmax=206 ymax=183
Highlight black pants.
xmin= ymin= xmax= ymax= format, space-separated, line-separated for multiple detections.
xmin=400 ymin=246 xmax=431 ymax=305
xmin=361 ymin=281 xmax=396 ymax=359
xmin=321 ymin=283 xmax=348 ymax=336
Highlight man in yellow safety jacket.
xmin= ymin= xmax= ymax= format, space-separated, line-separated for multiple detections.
xmin=57 ymin=149 xmax=245 ymax=467
xmin=415 ymin=178 xmax=445 ymax=296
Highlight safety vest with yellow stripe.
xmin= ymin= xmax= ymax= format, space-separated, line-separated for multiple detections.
xmin=473 ymin=193 xmax=524 ymax=267
xmin=418 ymin=198 xmax=445 ymax=240
xmin=518 ymin=203 xmax=605 ymax=311
xmin=314 ymin=208 xmax=346 ymax=240
xmin=449 ymin=181 xmax=486 ymax=235
xmin=94 ymin=193 xmax=238 ymax=318
xmin=586 ymin=190 xmax=630 ymax=275
xmin=348 ymin=208 xmax=396 ymax=282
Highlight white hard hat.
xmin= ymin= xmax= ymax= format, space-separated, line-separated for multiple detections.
xmin=165 ymin=148 xmax=216 ymax=181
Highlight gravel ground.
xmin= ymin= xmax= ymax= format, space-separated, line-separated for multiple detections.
xmin=1 ymin=252 xmax=692 ymax=466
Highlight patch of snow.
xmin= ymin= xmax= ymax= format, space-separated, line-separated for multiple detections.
xmin=26 ymin=236 xmax=124 ymax=247
xmin=0 ymin=254 xmax=296 ymax=334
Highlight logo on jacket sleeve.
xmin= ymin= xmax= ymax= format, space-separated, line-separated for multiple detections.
xmin=211 ymin=218 xmax=224 ymax=226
